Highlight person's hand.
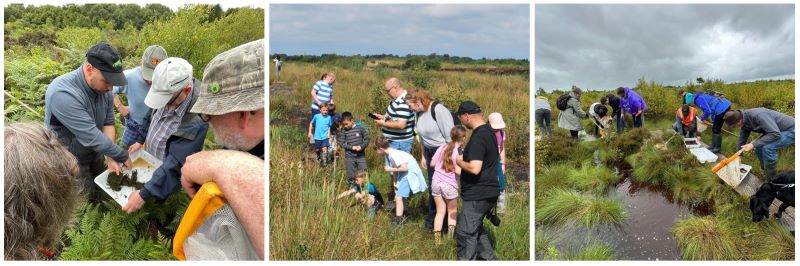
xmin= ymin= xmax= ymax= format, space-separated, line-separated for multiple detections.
xmin=420 ymin=158 xmax=427 ymax=170
xmin=128 ymin=142 xmax=142 ymax=154
xmin=122 ymin=190 xmax=145 ymax=214
xmin=384 ymin=165 xmax=393 ymax=172
xmin=741 ymin=143 xmax=755 ymax=152
xmin=635 ymin=110 xmax=642 ymax=116
xmin=107 ymin=159 xmax=122 ymax=175
xmin=352 ymin=146 xmax=361 ymax=151
xmin=307 ymin=132 xmax=313 ymax=140
xmin=123 ymin=158 xmax=132 ymax=169
xmin=119 ymin=105 xmax=130 ymax=117
xmin=180 ymin=152 xmax=215 ymax=198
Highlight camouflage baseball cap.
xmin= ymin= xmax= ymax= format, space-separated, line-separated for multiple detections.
xmin=192 ymin=39 xmax=264 ymax=115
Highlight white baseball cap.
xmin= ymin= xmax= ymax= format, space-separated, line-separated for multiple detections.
xmin=145 ymin=57 xmax=193 ymax=109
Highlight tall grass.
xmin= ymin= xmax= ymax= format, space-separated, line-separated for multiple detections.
xmin=673 ymin=216 xmax=741 ymax=260
xmin=269 ymin=60 xmax=529 ymax=260
xmin=536 ymin=189 xmax=627 ymax=227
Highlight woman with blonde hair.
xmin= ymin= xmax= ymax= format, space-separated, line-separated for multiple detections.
xmin=404 ymin=88 xmax=455 ymax=232
xmin=5 ymin=123 xmax=81 ymax=260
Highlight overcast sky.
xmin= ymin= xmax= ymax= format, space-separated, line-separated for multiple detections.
xmin=535 ymin=4 xmax=794 ymax=91
xmin=270 ymin=4 xmax=530 ymax=59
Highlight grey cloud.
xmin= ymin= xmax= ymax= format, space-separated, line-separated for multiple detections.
xmin=535 ymin=4 xmax=794 ymax=91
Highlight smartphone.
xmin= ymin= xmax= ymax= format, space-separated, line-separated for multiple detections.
xmin=458 ymin=147 xmax=464 ymax=155
xmin=368 ymin=112 xmax=380 ymax=120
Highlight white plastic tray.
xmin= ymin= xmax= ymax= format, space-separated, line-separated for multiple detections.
xmin=684 ymin=138 xmax=701 ymax=149
xmin=94 ymin=150 xmax=162 ymax=206
xmin=689 ymin=147 xmax=718 ymax=164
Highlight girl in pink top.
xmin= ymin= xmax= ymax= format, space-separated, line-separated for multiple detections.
xmin=429 ymin=126 xmax=467 ymax=244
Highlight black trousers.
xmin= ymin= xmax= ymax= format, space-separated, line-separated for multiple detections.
xmin=456 ymin=198 xmax=499 ymax=260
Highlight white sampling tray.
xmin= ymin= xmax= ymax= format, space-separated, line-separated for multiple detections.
xmin=689 ymin=147 xmax=718 ymax=164
xmin=684 ymin=138 xmax=701 ymax=149
xmin=94 ymin=150 xmax=162 ymax=206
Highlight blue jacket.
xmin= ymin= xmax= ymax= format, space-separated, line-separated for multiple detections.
xmin=136 ymin=88 xmax=209 ymax=200
xmin=694 ymin=91 xmax=731 ymax=122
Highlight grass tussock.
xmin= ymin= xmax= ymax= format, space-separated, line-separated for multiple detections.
xmin=608 ymin=128 xmax=651 ymax=156
xmin=574 ymin=243 xmax=616 ymax=261
xmin=535 ymin=132 xmax=592 ymax=168
xmin=630 ymin=147 xmax=671 ymax=185
xmin=536 ymin=189 xmax=627 ymax=227
xmin=568 ymin=163 xmax=621 ymax=195
xmin=673 ymin=216 xmax=741 ymax=260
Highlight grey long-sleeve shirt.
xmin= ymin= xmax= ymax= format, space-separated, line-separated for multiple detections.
xmin=738 ymin=108 xmax=795 ymax=148
xmin=337 ymin=124 xmax=369 ymax=158
xmin=44 ymin=66 xmax=128 ymax=163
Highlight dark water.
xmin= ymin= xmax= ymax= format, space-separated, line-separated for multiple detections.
xmin=611 ymin=179 xmax=693 ymax=260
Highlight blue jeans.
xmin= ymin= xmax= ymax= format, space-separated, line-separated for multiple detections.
xmin=615 ymin=112 xmax=625 ymax=133
xmin=389 ymin=138 xmax=413 ymax=154
xmin=632 ymin=113 xmax=644 ymax=128
xmin=754 ymin=129 xmax=794 ymax=166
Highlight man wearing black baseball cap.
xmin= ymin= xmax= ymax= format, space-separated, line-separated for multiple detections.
xmin=44 ymin=41 xmax=131 ymax=201
xmin=454 ymin=100 xmax=500 ymax=260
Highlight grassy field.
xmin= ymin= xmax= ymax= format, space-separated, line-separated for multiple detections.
xmin=269 ymin=60 xmax=530 ymax=260
xmin=535 ymin=79 xmax=795 ymax=260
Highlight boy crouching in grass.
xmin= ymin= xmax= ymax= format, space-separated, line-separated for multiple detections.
xmin=335 ymin=171 xmax=384 ymax=216
xmin=336 ymin=112 xmax=369 ymax=188
xmin=308 ymin=103 xmax=333 ymax=166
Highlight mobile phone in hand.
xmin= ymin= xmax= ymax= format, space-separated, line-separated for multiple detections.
xmin=368 ymin=112 xmax=380 ymax=120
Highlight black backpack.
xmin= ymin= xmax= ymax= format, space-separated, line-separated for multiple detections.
xmin=430 ymin=101 xmax=462 ymax=126
xmin=556 ymin=93 xmax=572 ymax=111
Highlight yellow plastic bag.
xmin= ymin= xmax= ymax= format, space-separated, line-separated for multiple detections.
xmin=173 ymin=182 xmax=225 ymax=260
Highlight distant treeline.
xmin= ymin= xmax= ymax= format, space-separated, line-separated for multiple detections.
xmin=4 ymin=3 xmax=248 ymax=30
xmin=271 ymin=53 xmax=529 ymax=70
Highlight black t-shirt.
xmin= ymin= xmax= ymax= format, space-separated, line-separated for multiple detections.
xmin=460 ymin=123 xmax=500 ymax=201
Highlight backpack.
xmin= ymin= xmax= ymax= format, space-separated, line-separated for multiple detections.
xmin=556 ymin=93 xmax=572 ymax=111
xmin=430 ymin=101 xmax=462 ymax=126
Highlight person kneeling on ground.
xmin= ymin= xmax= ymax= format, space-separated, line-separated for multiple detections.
xmin=335 ymin=171 xmax=384 ymax=217
xmin=673 ymin=104 xmax=698 ymax=138
xmin=373 ymin=136 xmax=427 ymax=228
xmin=724 ymin=108 xmax=794 ymax=181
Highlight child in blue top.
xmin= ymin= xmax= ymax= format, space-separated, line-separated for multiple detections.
xmin=335 ymin=171 xmax=384 ymax=216
xmin=308 ymin=103 xmax=333 ymax=165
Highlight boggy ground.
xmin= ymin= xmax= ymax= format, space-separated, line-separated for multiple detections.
xmin=269 ymin=62 xmax=530 ymax=260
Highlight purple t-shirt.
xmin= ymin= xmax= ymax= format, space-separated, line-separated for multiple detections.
xmin=432 ymin=143 xmax=460 ymax=188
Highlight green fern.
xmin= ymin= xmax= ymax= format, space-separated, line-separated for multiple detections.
xmin=60 ymin=201 xmax=176 ymax=260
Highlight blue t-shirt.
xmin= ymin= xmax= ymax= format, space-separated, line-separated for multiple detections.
xmin=112 ymin=67 xmax=152 ymax=124
xmin=311 ymin=113 xmax=332 ymax=140
xmin=355 ymin=182 xmax=377 ymax=195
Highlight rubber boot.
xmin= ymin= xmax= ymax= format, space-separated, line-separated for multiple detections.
xmin=434 ymin=231 xmax=442 ymax=245
xmin=764 ymin=162 xmax=778 ymax=182
xmin=710 ymin=134 xmax=722 ymax=153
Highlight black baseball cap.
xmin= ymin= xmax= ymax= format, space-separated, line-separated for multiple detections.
xmin=456 ymin=100 xmax=481 ymax=115
xmin=86 ymin=41 xmax=127 ymax=86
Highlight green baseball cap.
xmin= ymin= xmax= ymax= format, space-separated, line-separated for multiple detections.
xmin=141 ymin=45 xmax=168 ymax=81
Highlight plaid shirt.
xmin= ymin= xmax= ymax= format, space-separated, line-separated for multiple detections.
xmin=144 ymin=92 xmax=192 ymax=160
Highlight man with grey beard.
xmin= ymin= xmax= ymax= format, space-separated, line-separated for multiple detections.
xmin=178 ymin=39 xmax=265 ymax=260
